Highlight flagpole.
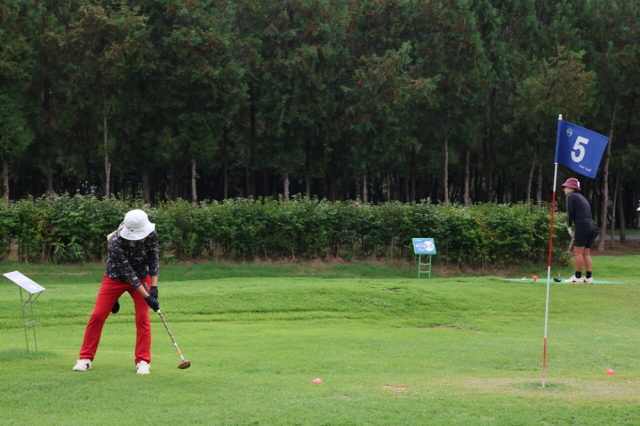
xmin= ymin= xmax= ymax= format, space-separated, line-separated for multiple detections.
xmin=542 ymin=114 xmax=563 ymax=388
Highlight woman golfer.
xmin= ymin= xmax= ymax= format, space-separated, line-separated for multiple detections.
xmin=562 ymin=178 xmax=598 ymax=283
xmin=73 ymin=209 xmax=160 ymax=374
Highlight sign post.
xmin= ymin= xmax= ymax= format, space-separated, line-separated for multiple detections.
xmin=412 ymin=238 xmax=436 ymax=279
xmin=3 ymin=271 xmax=46 ymax=353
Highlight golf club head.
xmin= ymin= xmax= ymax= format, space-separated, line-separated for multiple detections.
xmin=178 ymin=360 xmax=191 ymax=369
xmin=553 ymin=278 xmax=561 ymax=282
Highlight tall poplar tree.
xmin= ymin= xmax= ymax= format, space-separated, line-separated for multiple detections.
xmin=54 ymin=0 xmax=146 ymax=198
xmin=0 ymin=0 xmax=34 ymax=204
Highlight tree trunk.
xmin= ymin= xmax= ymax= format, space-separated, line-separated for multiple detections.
xmin=46 ymin=156 xmax=54 ymax=193
xmin=44 ymin=79 xmax=54 ymax=195
xmin=3 ymin=158 xmax=9 ymax=206
xmin=473 ymin=167 xmax=481 ymax=202
xmin=394 ymin=172 xmax=400 ymax=202
xmin=463 ymin=147 xmax=470 ymax=207
xmin=410 ymin=151 xmax=416 ymax=203
xmin=248 ymin=157 xmax=256 ymax=198
xmin=86 ymin=154 xmax=93 ymax=195
xmin=223 ymin=151 xmax=228 ymax=200
xmin=386 ymin=168 xmax=391 ymax=203
xmin=404 ymin=175 xmax=410 ymax=203
xmin=482 ymin=94 xmax=495 ymax=203
xmin=170 ymin=161 xmax=179 ymax=201
xmin=283 ymin=172 xmax=290 ymax=202
xmin=610 ymin=173 xmax=620 ymax=249
xmin=362 ymin=170 xmax=368 ymax=204
xmin=191 ymin=158 xmax=197 ymax=206
xmin=305 ymin=140 xmax=311 ymax=198
xmin=536 ymin=145 xmax=543 ymax=209
xmin=248 ymin=86 xmax=257 ymax=199
xmin=245 ymin=165 xmax=250 ymax=198
xmin=617 ymin=180 xmax=626 ymax=241
xmin=526 ymin=146 xmax=537 ymax=204
xmin=598 ymin=100 xmax=618 ymax=251
xmin=142 ymin=165 xmax=151 ymax=205
xmin=329 ymin=152 xmax=336 ymax=202
xmin=103 ymin=97 xmax=111 ymax=199
xmin=483 ymin=143 xmax=494 ymax=202
xmin=222 ymin=125 xmax=229 ymax=200
xmin=443 ymin=134 xmax=449 ymax=204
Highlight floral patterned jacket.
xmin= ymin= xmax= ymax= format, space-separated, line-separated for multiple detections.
xmin=106 ymin=230 xmax=159 ymax=288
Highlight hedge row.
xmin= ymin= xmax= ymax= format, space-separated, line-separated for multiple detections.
xmin=0 ymin=194 xmax=571 ymax=266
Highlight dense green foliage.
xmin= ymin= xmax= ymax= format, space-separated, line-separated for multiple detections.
xmin=0 ymin=194 xmax=570 ymax=265
xmin=2 ymin=0 xmax=639 ymax=231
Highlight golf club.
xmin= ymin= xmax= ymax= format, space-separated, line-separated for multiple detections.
xmin=157 ymin=310 xmax=191 ymax=369
xmin=553 ymin=237 xmax=575 ymax=282
xmin=143 ymin=283 xmax=191 ymax=369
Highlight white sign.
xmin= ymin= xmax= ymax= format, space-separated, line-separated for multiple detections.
xmin=3 ymin=271 xmax=46 ymax=293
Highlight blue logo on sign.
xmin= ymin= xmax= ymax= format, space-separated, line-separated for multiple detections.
xmin=566 ymin=128 xmax=573 ymax=137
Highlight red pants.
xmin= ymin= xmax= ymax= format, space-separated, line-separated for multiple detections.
xmin=79 ymin=275 xmax=151 ymax=364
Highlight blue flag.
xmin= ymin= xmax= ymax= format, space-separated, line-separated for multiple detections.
xmin=555 ymin=120 xmax=609 ymax=179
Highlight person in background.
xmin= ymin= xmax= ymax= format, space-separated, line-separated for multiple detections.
xmin=562 ymin=178 xmax=598 ymax=284
xmin=72 ymin=209 xmax=160 ymax=374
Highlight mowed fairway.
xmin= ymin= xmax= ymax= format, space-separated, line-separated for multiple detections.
xmin=2 ymin=257 xmax=640 ymax=425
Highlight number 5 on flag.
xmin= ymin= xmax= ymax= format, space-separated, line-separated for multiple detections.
xmin=571 ymin=136 xmax=589 ymax=163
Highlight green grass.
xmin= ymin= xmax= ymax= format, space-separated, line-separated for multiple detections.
xmin=2 ymin=256 xmax=640 ymax=424
xmin=0 ymin=258 xmax=422 ymax=285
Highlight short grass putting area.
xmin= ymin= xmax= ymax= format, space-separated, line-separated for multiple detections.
xmin=1 ymin=257 xmax=640 ymax=425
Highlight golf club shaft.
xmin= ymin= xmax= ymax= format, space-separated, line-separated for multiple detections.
xmin=555 ymin=237 xmax=575 ymax=279
xmin=158 ymin=310 xmax=187 ymax=363
xmin=141 ymin=284 xmax=189 ymax=366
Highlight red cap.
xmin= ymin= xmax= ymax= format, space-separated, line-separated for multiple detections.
xmin=561 ymin=177 xmax=580 ymax=190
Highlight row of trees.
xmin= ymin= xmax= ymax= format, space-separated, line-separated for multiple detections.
xmin=1 ymin=0 xmax=640 ymax=250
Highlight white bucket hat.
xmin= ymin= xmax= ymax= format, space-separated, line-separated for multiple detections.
xmin=120 ymin=209 xmax=155 ymax=241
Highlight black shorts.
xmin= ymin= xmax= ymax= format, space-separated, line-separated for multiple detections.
xmin=575 ymin=221 xmax=597 ymax=249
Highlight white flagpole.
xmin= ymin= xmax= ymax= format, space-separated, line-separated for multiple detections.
xmin=542 ymin=114 xmax=563 ymax=388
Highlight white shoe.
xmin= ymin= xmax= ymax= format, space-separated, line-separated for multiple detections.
xmin=564 ymin=275 xmax=582 ymax=283
xmin=583 ymin=277 xmax=594 ymax=284
xmin=73 ymin=359 xmax=92 ymax=371
xmin=136 ymin=361 xmax=150 ymax=375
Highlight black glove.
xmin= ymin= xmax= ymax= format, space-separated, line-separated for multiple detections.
xmin=145 ymin=296 xmax=160 ymax=312
xmin=149 ymin=286 xmax=158 ymax=300
xmin=111 ymin=299 xmax=120 ymax=314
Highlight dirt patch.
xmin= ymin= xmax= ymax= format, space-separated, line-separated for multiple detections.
xmin=417 ymin=326 xmax=458 ymax=330
xmin=416 ymin=326 xmax=483 ymax=333
xmin=383 ymin=385 xmax=408 ymax=392
xmin=589 ymin=239 xmax=640 ymax=256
